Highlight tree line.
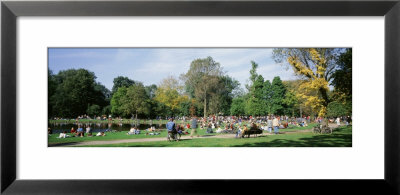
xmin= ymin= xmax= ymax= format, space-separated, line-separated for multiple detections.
xmin=48 ymin=48 xmax=352 ymax=119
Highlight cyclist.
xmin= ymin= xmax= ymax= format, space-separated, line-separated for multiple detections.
xmin=166 ymin=118 xmax=178 ymax=141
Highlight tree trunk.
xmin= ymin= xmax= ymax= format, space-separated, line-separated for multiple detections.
xmin=299 ymin=105 xmax=302 ymax=118
xmin=135 ymin=110 xmax=138 ymax=126
xmin=203 ymin=97 xmax=207 ymax=118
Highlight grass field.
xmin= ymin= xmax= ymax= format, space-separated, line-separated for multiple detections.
xmin=80 ymin=126 xmax=352 ymax=147
xmin=49 ymin=118 xmax=182 ymax=124
xmin=49 ymin=123 xmax=351 ymax=147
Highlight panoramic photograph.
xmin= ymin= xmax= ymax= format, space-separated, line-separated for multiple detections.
xmin=48 ymin=48 xmax=352 ymax=147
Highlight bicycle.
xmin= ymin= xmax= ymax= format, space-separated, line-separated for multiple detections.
xmin=313 ymin=126 xmax=321 ymax=134
xmin=167 ymin=130 xmax=180 ymax=142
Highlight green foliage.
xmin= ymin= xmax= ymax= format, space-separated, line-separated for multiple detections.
xmin=87 ymin=104 xmax=101 ymax=116
xmin=181 ymin=56 xmax=225 ymax=117
xmin=48 ymin=69 xmax=57 ymax=118
xmin=262 ymin=80 xmax=274 ymax=115
xmin=270 ymin=76 xmax=287 ymax=115
xmin=145 ymin=84 xmax=158 ymax=99
xmin=111 ymin=84 xmax=151 ymax=118
xmin=110 ymin=87 xmax=128 ymax=117
xmin=125 ymin=83 xmax=152 ymax=117
xmin=112 ymin=76 xmax=135 ymax=94
xmin=209 ymin=75 xmax=240 ymax=115
xmin=332 ymin=48 xmax=352 ymax=96
xmin=230 ymin=97 xmax=246 ymax=116
xmin=282 ymin=90 xmax=298 ymax=116
xmin=331 ymin=48 xmax=352 ymax=115
xmin=245 ymin=62 xmax=268 ymax=116
xmin=101 ymin=105 xmax=112 ymax=116
xmin=326 ymin=101 xmax=348 ymax=117
xmin=49 ymin=69 xmax=107 ymax=118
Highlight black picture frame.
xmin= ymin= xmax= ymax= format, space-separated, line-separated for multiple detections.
xmin=1 ymin=0 xmax=399 ymax=194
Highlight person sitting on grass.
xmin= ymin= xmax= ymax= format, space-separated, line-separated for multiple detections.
xmin=85 ymin=125 xmax=91 ymax=134
xmin=176 ymin=125 xmax=187 ymax=135
xmin=58 ymin=131 xmax=70 ymax=138
xmin=135 ymin=128 xmax=140 ymax=134
xmin=70 ymin=127 xmax=76 ymax=134
xmin=87 ymin=132 xmax=93 ymax=137
xmin=206 ymin=123 xmax=213 ymax=134
xmin=96 ymin=132 xmax=106 ymax=136
xmin=127 ymin=127 xmax=136 ymax=135
xmin=216 ymin=127 xmax=223 ymax=133
xmin=76 ymin=126 xmax=84 ymax=137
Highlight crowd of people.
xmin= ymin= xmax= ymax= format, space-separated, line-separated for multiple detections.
xmin=54 ymin=124 xmax=107 ymax=138
xmin=51 ymin=114 xmax=352 ymax=140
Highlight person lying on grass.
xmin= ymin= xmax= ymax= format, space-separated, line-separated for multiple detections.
xmin=57 ymin=131 xmax=70 ymax=138
xmin=96 ymin=132 xmax=106 ymax=136
xmin=127 ymin=127 xmax=135 ymax=135
xmin=146 ymin=132 xmax=160 ymax=135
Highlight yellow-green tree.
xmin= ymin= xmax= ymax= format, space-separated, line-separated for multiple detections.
xmin=273 ymin=48 xmax=341 ymax=117
xmin=154 ymin=76 xmax=189 ymax=114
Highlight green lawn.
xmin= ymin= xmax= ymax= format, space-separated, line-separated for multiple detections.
xmin=48 ymin=123 xmax=318 ymax=145
xmin=62 ymin=125 xmax=351 ymax=147
xmin=49 ymin=127 xmax=220 ymax=145
xmin=49 ymin=119 xmax=184 ymax=124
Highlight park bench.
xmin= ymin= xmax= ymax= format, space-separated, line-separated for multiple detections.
xmin=242 ymin=129 xmax=263 ymax=138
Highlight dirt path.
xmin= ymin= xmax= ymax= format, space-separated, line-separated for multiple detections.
xmin=49 ymin=124 xmax=339 ymax=147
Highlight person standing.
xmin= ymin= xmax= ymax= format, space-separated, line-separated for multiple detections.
xmin=190 ymin=117 xmax=199 ymax=138
xmin=267 ymin=116 xmax=273 ymax=133
xmin=273 ymin=116 xmax=280 ymax=134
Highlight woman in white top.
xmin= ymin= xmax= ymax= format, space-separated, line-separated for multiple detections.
xmin=86 ymin=126 xmax=91 ymax=134
xmin=336 ymin=117 xmax=341 ymax=126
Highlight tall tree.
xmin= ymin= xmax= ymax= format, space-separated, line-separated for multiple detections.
xmin=331 ymin=48 xmax=352 ymax=115
xmin=282 ymin=90 xmax=298 ymax=117
xmin=49 ymin=69 xmax=102 ymax=118
xmin=263 ymin=80 xmax=273 ymax=115
xmin=181 ymin=56 xmax=223 ymax=117
xmin=48 ymin=69 xmax=57 ymax=118
xmin=154 ymin=76 xmax=189 ymax=115
xmin=272 ymin=48 xmax=342 ymax=117
xmin=245 ymin=61 xmax=267 ymax=116
xmin=208 ymin=75 xmax=240 ymax=115
xmin=112 ymin=76 xmax=135 ymax=94
xmin=110 ymin=87 xmax=128 ymax=117
xmin=270 ymin=76 xmax=287 ymax=115
xmin=124 ymin=83 xmax=152 ymax=118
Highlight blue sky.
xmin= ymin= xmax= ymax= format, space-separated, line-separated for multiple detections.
xmin=48 ymin=48 xmax=297 ymax=91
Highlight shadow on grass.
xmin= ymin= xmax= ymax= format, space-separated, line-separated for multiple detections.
xmin=200 ymin=134 xmax=217 ymax=137
xmin=233 ymin=128 xmax=352 ymax=147
xmin=48 ymin=142 xmax=81 ymax=147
